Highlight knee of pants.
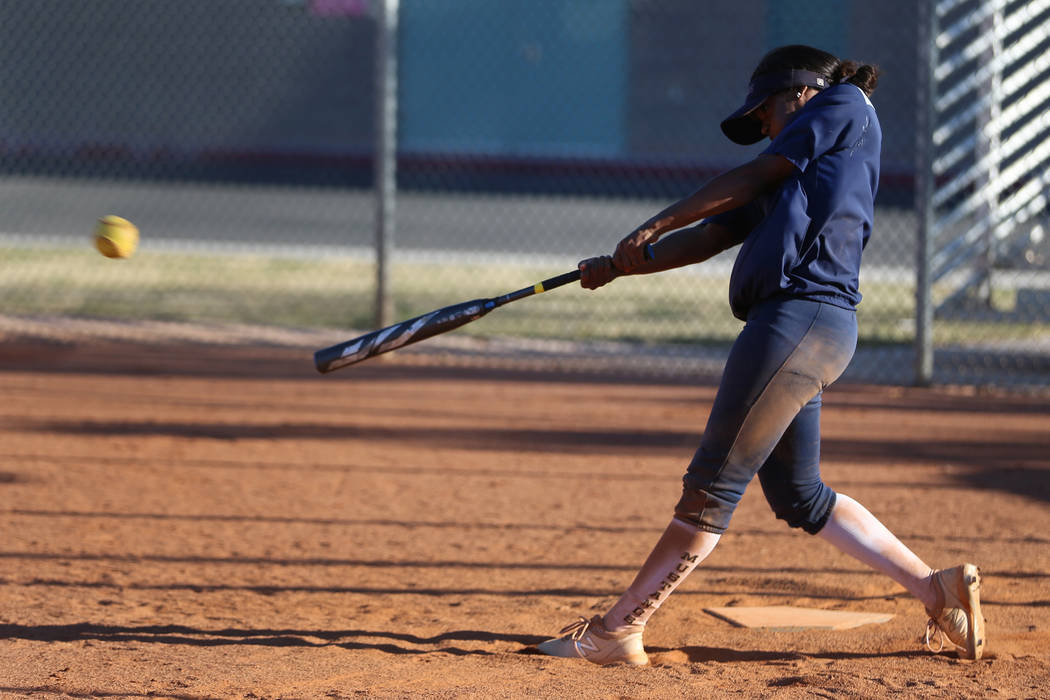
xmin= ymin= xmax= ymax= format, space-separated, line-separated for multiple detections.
xmin=764 ymin=483 xmax=837 ymax=535
xmin=674 ymin=485 xmax=735 ymax=534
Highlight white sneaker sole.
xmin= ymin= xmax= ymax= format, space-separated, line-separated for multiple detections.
xmin=962 ymin=563 xmax=985 ymax=660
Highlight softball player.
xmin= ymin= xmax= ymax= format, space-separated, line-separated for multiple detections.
xmin=537 ymin=45 xmax=984 ymax=665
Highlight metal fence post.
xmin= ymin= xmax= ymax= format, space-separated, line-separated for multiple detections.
xmin=374 ymin=0 xmax=399 ymax=328
xmin=976 ymin=3 xmax=1004 ymax=306
xmin=914 ymin=0 xmax=937 ymax=386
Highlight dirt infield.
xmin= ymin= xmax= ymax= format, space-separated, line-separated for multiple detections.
xmin=1 ymin=340 xmax=1048 ymax=699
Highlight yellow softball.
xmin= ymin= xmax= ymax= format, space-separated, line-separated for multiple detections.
xmin=94 ymin=215 xmax=139 ymax=259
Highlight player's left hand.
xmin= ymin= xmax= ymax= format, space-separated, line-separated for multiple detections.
xmin=578 ymin=255 xmax=617 ymax=289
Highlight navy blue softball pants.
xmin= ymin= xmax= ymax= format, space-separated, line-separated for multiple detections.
xmin=676 ymin=297 xmax=858 ymax=535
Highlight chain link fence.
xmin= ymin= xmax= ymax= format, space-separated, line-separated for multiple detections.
xmin=0 ymin=0 xmax=1047 ymax=388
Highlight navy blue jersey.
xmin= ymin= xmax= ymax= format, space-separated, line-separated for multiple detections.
xmin=711 ymin=83 xmax=881 ymax=321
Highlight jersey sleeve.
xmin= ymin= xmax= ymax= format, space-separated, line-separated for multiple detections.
xmin=762 ymin=85 xmax=869 ymax=173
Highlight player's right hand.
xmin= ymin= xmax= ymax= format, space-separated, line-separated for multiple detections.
xmin=578 ymin=255 xmax=617 ymax=289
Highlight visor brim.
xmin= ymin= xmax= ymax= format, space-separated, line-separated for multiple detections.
xmin=720 ymin=99 xmax=766 ymax=145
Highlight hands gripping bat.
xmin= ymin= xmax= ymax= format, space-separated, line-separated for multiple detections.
xmin=313 ymin=245 xmax=653 ymax=374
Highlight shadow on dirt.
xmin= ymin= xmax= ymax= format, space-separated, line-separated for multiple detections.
xmin=0 ymin=569 xmax=924 ymax=604
xmin=17 ymin=418 xmax=1050 ymax=503
xmin=6 ymin=625 xmax=936 ymax=668
xmin=15 ymin=418 xmax=700 ymax=452
xmin=5 ymin=506 xmax=1050 ymax=545
xmin=0 ymin=622 xmax=545 ymax=653
xmin=4 ymin=547 xmax=1047 ymax=582
xmin=15 ymin=571 xmax=1048 ymax=605
xmin=0 ymin=340 xmax=715 ymax=386
xmin=651 ymin=645 xmax=929 ymax=663
xmin=0 ymin=687 xmax=207 ymax=700
xmin=825 ymin=387 xmax=1050 ymax=416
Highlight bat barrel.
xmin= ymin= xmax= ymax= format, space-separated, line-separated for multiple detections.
xmin=314 ymin=298 xmax=493 ymax=373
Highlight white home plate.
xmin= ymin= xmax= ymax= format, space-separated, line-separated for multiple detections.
xmin=704 ymin=606 xmax=893 ymax=630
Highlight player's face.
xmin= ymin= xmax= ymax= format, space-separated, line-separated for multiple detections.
xmin=753 ymin=87 xmax=817 ymax=140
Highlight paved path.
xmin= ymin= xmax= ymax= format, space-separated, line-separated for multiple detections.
xmin=0 ymin=177 xmax=916 ymax=268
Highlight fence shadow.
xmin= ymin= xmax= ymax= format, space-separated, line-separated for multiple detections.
xmin=0 ymin=687 xmax=208 ymax=700
xmin=653 ymin=645 xmax=928 ymax=663
xmin=0 ymin=622 xmax=546 ymax=655
xmin=4 ymin=506 xmax=1050 ymax=546
xmin=18 ymin=418 xmax=697 ymax=453
xmin=3 ymin=622 xmax=932 ymax=663
xmin=15 ymin=418 xmax=1050 ymax=502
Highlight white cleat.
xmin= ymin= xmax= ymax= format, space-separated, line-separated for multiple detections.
xmin=536 ymin=615 xmax=649 ymax=666
xmin=925 ymin=563 xmax=986 ymax=660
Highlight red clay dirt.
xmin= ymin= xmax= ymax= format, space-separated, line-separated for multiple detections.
xmin=1 ymin=340 xmax=1048 ymax=699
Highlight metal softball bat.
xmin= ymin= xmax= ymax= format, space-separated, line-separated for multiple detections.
xmin=313 ymin=245 xmax=653 ymax=373
xmin=313 ymin=268 xmax=580 ymax=373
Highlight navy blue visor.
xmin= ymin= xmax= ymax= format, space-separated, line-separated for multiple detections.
xmin=721 ymin=69 xmax=829 ymax=145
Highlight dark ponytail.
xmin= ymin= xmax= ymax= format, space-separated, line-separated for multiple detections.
xmin=752 ymin=45 xmax=880 ymax=97
xmin=831 ymin=61 xmax=880 ymax=96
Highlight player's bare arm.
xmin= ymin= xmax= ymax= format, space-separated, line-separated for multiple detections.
xmin=613 ymin=153 xmax=797 ymax=271
xmin=579 ymin=221 xmax=741 ymax=290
